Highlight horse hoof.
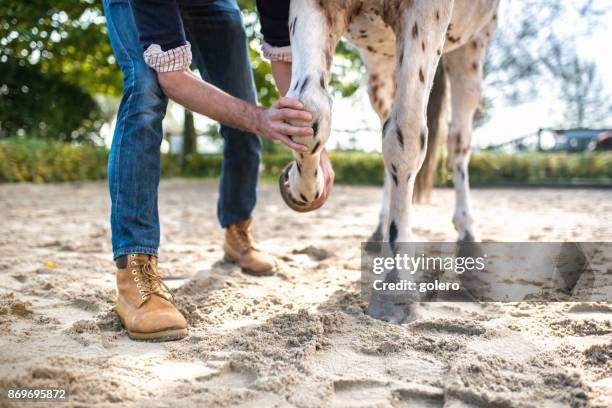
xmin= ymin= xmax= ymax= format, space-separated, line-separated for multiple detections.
xmin=554 ymin=242 xmax=588 ymax=292
xmin=278 ymin=163 xmax=327 ymax=213
xmin=364 ymin=223 xmax=383 ymax=253
xmin=367 ymin=223 xmax=383 ymax=242
xmin=366 ymin=295 xmax=420 ymax=324
xmin=455 ymin=240 xmax=488 ymax=300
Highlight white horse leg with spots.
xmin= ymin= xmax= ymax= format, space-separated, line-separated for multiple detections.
xmin=367 ymin=1 xmax=453 ymax=323
xmin=362 ymin=50 xmax=395 ymax=241
xmin=280 ymin=1 xmax=348 ymax=208
xmin=370 ymin=175 xmax=391 ymax=241
xmin=445 ymin=21 xmax=496 ymax=242
xmin=382 ymin=2 xmax=451 ymax=244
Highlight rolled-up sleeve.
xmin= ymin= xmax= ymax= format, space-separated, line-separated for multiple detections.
xmin=130 ymin=0 xmax=192 ymax=72
xmin=256 ymin=0 xmax=292 ymax=62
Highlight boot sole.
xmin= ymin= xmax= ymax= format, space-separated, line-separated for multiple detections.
xmin=126 ymin=328 xmax=188 ymax=342
xmin=223 ymin=255 xmax=276 ymax=276
xmin=118 ymin=316 xmax=188 ymax=342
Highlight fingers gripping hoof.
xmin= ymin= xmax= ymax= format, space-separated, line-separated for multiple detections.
xmin=279 ymin=163 xmax=327 ymax=212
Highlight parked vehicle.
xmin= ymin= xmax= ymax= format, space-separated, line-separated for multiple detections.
xmin=593 ymin=131 xmax=612 ymax=151
xmin=486 ymin=128 xmax=612 ymax=153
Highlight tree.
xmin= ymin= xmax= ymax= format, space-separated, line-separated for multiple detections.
xmin=1 ymin=1 xmax=119 ymax=141
xmin=543 ymin=45 xmax=612 ymax=127
xmin=482 ymin=0 xmax=611 ymax=127
xmin=1 ymin=1 xmax=120 ymax=95
xmin=0 ymin=58 xmax=102 ymax=141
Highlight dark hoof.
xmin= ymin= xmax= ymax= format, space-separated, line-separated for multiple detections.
xmin=456 ymin=239 xmax=484 ymax=260
xmin=455 ymin=240 xmax=488 ymax=301
xmin=278 ymin=163 xmax=327 ymax=213
xmin=368 ymin=223 xmax=383 ymax=242
xmin=554 ymin=243 xmax=588 ymax=292
xmin=364 ymin=223 xmax=383 ymax=253
xmin=459 ymin=231 xmax=476 ymax=243
xmin=366 ymin=294 xmax=420 ymax=324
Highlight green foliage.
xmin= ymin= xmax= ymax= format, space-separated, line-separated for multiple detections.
xmin=0 ymin=138 xmax=107 ymax=182
xmin=330 ymin=40 xmax=363 ymax=98
xmin=467 ymin=151 xmax=612 ymax=185
xmin=0 ymin=58 xmax=103 ymax=141
xmin=1 ymin=0 xmax=117 ymax=141
xmin=1 ymin=0 xmax=120 ymax=95
xmin=2 ymin=138 xmax=612 ymax=186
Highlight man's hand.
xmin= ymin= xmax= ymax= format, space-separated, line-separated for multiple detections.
xmin=156 ymin=71 xmax=313 ymax=152
xmin=256 ymin=97 xmax=313 ymax=152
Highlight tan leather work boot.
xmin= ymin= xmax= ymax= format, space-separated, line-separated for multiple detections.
xmin=223 ymin=220 xmax=277 ymax=276
xmin=116 ymin=254 xmax=188 ymax=341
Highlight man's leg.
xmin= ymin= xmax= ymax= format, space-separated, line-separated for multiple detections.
xmin=103 ymin=0 xmax=187 ymax=341
xmin=181 ymin=0 xmax=276 ymax=276
xmin=105 ymin=0 xmax=166 ymax=259
xmin=181 ymin=0 xmax=261 ymax=227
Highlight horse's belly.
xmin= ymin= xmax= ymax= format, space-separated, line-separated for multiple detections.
xmin=342 ymin=0 xmax=498 ymax=56
xmin=444 ymin=0 xmax=498 ymax=52
xmin=344 ymin=7 xmax=396 ymax=57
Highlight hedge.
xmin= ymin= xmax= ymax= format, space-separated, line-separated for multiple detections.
xmin=0 ymin=138 xmax=108 ymax=183
xmin=1 ymin=138 xmax=611 ymax=185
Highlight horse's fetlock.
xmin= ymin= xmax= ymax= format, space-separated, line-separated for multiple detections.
xmin=287 ymin=79 xmax=331 ymax=151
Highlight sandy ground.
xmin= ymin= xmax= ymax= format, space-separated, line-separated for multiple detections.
xmin=0 ymin=180 xmax=611 ymax=407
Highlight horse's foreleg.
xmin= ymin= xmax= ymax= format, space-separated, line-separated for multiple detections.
xmin=280 ymin=1 xmax=348 ymax=207
xmin=382 ymin=2 xmax=452 ymax=244
xmin=366 ymin=0 xmax=452 ymax=323
xmin=370 ymin=175 xmax=391 ymax=241
xmin=445 ymin=20 xmax=496 ymax=242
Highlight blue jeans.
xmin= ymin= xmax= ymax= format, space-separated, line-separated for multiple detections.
xmin=103 ymin=0 xmax=262 ymax=260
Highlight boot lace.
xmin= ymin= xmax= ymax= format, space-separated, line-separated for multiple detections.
xmin=130 ymin=256 xmax=175 ymax=304
xmin=231 ymin=225 xmax=256 ymax=251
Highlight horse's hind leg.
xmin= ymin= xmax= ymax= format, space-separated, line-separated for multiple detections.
xmin=445 ymin=20 xmax=496 ymax=242
xmin=361 ymin=50 xmax=395 ymax=242
xmin=366 ymin=0 xmax=452 ymax=323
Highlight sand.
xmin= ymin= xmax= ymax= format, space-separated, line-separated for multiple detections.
xmin=0 ymin=180 xmax=611 ymax=407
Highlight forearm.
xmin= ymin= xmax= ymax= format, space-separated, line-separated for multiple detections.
xmin=158 ymin=70 xmax=262 ymax=135
xmin=270 ymin=60 xmax=292 ymax=96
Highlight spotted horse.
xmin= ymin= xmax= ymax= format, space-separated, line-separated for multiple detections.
xmin=277 ymin=0 xmax=500 ymax=322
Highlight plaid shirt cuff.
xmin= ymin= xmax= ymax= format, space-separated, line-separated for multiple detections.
xmin=143 ymin=42 xmax=192 ymax=73
xmin=262 ymin=42 xmax=292 ymax=63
